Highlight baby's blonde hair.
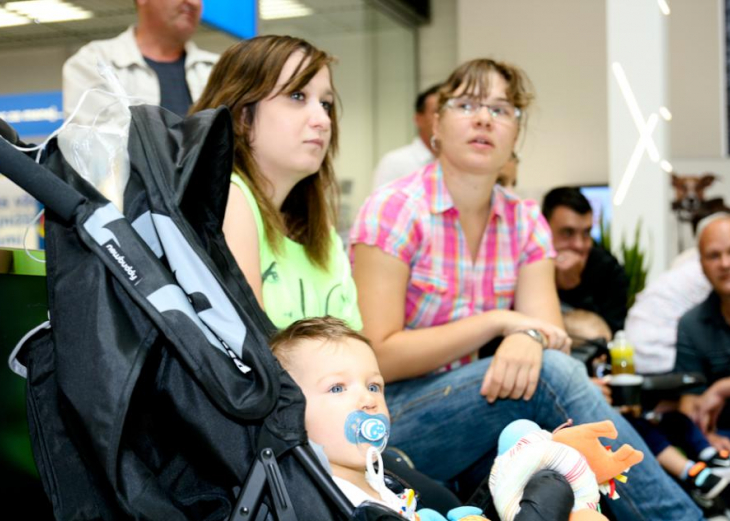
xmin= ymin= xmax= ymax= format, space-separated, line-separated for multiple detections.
xmin=270 ymin=316 xmax=372 ymax=370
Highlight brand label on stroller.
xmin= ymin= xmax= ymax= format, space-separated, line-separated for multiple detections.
xmin=103 ymin=241 xmax=141 ymax=283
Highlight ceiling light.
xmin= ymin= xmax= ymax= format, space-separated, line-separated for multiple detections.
xmin=0 ymin=8 xmax=32 ymax=27
xmin=659 ymin=106 xmax=672 ymax=121
xmin=260 ymin=0 xmax=313 ymax=20
xmin=660 ymin=160 xmax=673 ymax=172
xmin=4 ymin=0 xmax=92 ymax=24
xmin=657 ymin=0 xmax=671 ymax=16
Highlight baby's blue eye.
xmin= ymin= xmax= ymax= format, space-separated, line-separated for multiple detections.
xmin=368 ymin=383 xmax=382 ymax=393
xmin=329 ymin=384 xmax=344 ymax=394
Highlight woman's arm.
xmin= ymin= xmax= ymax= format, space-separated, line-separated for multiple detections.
xmin=513 ymin=258 xmax=569 ymax=352
xmin=223 ymin=183 xmax=264 ymax=308
xmin=353 ymin=244 xmax=559 ymax=383
xmin=480 ymin=258 xmax=571 ymax=402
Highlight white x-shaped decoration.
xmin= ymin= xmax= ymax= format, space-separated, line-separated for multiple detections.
xmin=611 ymin=62 xmax=663 ymax=206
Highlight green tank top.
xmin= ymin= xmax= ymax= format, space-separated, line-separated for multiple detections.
xmin=230 ymin=175 xmax=362 ymax=331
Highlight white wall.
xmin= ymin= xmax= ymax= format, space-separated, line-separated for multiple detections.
xmin=0 ymin=46 xmax=70 ymax=94
xmin=607 ymin=0 xmax=670 ymax=276
xmin=669 ymin=0 xmax=725 ymax=159
xmin=418 ymin=0 xmax=457 ymax=90
xmin=319 ymin=31 xmax=376 ymax=226
xmin=666 ymin=0 xmax=730 ymax=217
xmin=456 ymin=0 xmax=608 ymax=199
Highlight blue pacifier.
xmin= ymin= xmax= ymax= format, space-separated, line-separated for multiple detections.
xmin=344 ymin=410 xmax=390 ymax=452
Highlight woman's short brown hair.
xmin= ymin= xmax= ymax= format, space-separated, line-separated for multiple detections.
xmin=191 ymin=35 xmax=339 ymax=269
xmin=437 ymin=58 xmax=535 ymax=117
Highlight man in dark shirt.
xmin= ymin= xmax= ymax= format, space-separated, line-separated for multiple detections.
xmin=676 ymin=215 xmax=730 ymax=447
xmin=542 ymin=187 xmax=628 ymax=342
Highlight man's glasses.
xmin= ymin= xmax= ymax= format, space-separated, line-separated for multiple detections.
xmin=445 ymin=97 xmax=522 ymax=123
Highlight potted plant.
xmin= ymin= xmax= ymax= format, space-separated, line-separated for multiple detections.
xmin=598 ymin=218 xmax=649 ymax=309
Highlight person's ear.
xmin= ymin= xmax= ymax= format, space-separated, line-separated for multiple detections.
xmin=432 ymin=112 xmax=440 ymax=141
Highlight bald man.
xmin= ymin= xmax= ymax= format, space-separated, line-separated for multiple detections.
xmin=676 ymin=216 xmax=730 ymax=449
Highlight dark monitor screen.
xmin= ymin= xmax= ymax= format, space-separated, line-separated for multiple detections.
xmin=579 ymin=185 xmax=611 ymax=242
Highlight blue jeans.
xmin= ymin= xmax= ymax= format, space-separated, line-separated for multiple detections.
xmin=385 ymin=351 xmax=704 ymax=521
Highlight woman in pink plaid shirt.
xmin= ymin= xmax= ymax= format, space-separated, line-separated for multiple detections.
xmin=349 ymin=58 xmax=702 ymax=520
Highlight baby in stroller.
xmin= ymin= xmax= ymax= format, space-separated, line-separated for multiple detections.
xmin=270 ymin=316 xmax=426 ymax=518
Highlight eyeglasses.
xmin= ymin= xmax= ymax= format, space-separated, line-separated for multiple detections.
xmin=445 ymin=97 xmax=522 ymax=123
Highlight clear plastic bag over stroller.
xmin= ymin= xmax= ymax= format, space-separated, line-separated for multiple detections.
xmin=56 ymin=60 xmax=132 ymax=212
xmin=0 ymin=101 xmax=403 ymax=521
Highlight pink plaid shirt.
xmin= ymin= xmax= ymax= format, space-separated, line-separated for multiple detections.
xmin=349 ymin=162 xmax=555 ymax=372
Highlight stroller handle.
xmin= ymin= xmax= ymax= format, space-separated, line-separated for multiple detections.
xmin=0 ymin=134 xmax=85 ymax=222
xmin=0 ymin=117 xmax=24 ymax=147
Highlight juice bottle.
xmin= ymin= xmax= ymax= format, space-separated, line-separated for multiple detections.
xmin=609 ymin=330 xmax=635 ymax=375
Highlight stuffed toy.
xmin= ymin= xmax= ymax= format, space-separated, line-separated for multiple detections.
xmin=489 ymin=419 xmax=644 ymax=521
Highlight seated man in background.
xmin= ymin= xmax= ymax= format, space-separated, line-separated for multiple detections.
xmin=542 ymin=187 xmax=628 ymax=342
xmin=372 ymin=84 xmax=440 ymax=189
xmin=677 ymin=215 xmax=730 ymax=451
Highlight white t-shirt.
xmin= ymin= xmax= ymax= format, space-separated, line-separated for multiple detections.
xmin=372 ymin=138 xmax=434 ymax=189
xmin=332 ymin=447 xmax=418 ymax=519
xmin=626 ymin=249 xmax=712 ymax=374
xmin=332 ymin=476 xmax=418 ymax=519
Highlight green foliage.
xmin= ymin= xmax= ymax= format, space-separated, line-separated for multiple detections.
xmin=598 ymin=214 xmax=649 ymax=310
xmin=620 ymin=221 xmax=649 ymax=309
xmin=599 ymin=212 xmax=611 ymax=253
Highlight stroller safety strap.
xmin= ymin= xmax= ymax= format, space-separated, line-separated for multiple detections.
xmin=8 ymin=319 xmax=51 ymax=378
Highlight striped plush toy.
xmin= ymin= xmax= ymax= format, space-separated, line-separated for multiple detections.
xmin=490 ymin=420 xmax=644 ymax=521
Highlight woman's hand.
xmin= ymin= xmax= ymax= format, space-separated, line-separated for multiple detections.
xmin=480 ymin=333 xmax=543 ymax=403
xmin=501 ymin=310 xmax=571 ymax=353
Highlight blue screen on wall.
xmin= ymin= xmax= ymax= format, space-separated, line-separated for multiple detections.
xmin=202 ymin=0 xmax=257 ymax=40
xmin=579 ymin=185 xmax=612 ymax=243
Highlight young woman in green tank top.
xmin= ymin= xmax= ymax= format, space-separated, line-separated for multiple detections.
xmin=191 ymin=36 xmax=360 ymax=330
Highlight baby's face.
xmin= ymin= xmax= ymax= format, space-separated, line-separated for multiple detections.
xmin=285 ymin=337 xmax=389 ymax=472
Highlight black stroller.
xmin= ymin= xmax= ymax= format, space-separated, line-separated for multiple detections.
xmin=0 ymin=105 xmax=405 ymax=521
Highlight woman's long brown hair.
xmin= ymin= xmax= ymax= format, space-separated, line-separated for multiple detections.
xmin=191 ymin=35 xmax=339 ymax=269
